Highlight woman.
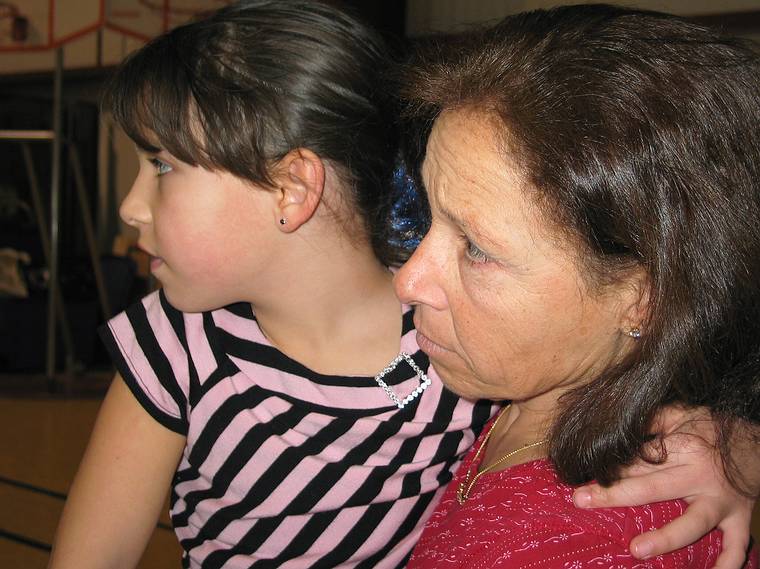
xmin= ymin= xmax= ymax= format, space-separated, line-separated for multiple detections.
xmin=397 ymin=5 xmax=760 ymax=568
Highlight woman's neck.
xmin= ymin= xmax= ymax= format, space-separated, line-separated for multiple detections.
xmin=480 ymin=397 xmax=558 ymax=470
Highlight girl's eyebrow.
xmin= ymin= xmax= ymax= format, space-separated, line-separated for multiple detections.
xmin=135 ymin=141 xmax=162 ymax=154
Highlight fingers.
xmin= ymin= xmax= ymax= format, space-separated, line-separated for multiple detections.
xmin=713 ymin=535 xmax=749 ymax=569
xmin=711 ymin=510 xmax=753 ymax=569
xmin=628 ymin=500 xmax=718 ymax=559
xmin=573 ymin=470 xmax=692 ymax=509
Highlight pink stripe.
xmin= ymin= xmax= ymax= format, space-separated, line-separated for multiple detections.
xmin=213 ymin=307 xmax=268 ymax=343
xmin=108 ymin=311 xmax=181 ymax=419
xmin=399 ymin=324 xmax=421 ymax=353
xmin=142 ymin=293 xmax=190 ymax=414
xmin=187 ymin=397 xmax=294 ymax=500
xmin=184 ymin=311 xmax=218 ymax=383
xmin=230 ymin=357 xmax=436 ymax=411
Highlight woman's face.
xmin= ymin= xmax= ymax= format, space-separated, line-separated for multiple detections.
xmin=395 ymin=110 xmax=637 ymax=405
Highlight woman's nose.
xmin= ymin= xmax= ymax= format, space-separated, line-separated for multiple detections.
xmin=394 ymin=233 xmax=448 ymax=311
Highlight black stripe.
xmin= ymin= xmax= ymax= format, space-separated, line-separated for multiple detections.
xmin=193 ymin=356 xmax=240 ymax=403
xmin=266 ymin=424 xmax=430 ymax=564
xmin=466 ymin=397 xmax=500 ymax=441
xmin=311 ymin=500 xmax=396 ymax=568
xmin=317 ymin=390 xmax=475 ymax=567
xmin=159 ymin=291 xmax=204 ymax=412
xmin=285 ymin=416 xmax=408 ymax=515
xmin=0 ymin=529 xmax=51 ymax=552
xmin=203 ymin=310 xmax=230 ymax=370
xmin=0 ymin=475 xmax=66 ymax=500
xmin=127 ymin=299 xmax=189 ymax=427
xmin=159 ymin=289 xmax=187 ymax=342
xmin=159 ymin=289 xmax=189 ymax=348
xmin=246 ymin=510 xmax=343 ymax=568
xmin=425 ymin=390 xmax=493 ymax=490
xmin=206 ymin=379 xmax=397 ymax=419
xmin=181 ymin=413 xmax=356 ymax=555
xmin=202 ymin=380 xmax=471 ymax=565
xmin=98 ymin=327 xmax=186 ymax=434
xmin=401 ymin=306 xmax=415 ymax=334
xmin=207 ymin=415 xmax=409 ymax=562
xmin=184 ymin=387 xmax=271 ymax=468
xmin=171 ymin=386 xmax=271 ymax=489
xmin=223 ymin=302 xmax=255 ymax=319
xmin=351 ymin=490 xmax=438 ymax=569
xmin=220 ymin=331 xmax=427 ymax=388
xmin=221 ymin=334 xmax=374 ymax=385
xmin=248 ymin=502 xmax=396 ymax=569
xmin=183 ymin=309 xmax=229 ymax=409
xmin=173 ymin=402 xmax=309 ymax=529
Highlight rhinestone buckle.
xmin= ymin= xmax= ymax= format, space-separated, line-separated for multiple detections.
xmin=373 ymin=352 xmax=432 ymax=409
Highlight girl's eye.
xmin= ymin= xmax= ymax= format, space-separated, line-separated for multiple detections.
xmin=464 ymin=238 xmax=491 ymax=264
xmin=149 ymin=157 xmax=172 ymax=176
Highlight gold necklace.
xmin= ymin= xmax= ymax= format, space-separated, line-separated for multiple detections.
xmin=456 ymin=405 xmax=548 ymax=504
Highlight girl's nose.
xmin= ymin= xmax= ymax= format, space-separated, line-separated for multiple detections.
xmin=119 ymin=175 xmax=152 ymax=228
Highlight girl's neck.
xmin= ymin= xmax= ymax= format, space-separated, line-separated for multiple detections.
xmin=251 ymin=227 xmax=402 ymax=377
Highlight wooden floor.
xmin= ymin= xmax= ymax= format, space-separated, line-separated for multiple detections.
xmin=0 ymin=373 xmax=758 ymax=568
xmin=0 ymin=373 xmax=182 ymax=568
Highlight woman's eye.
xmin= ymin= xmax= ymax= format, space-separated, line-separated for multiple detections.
xmin=149 ymin=157 xmax=172 ymax=176
xmin=464 ymin=238 xmax=490 ymax=264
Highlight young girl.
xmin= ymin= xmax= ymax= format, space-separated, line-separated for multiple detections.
xmin=48 ymin=1 xmax=758 ymax=568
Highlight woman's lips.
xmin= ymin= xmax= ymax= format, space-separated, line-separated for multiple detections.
xmin=416 ymin=330 xmax=451 ymax=356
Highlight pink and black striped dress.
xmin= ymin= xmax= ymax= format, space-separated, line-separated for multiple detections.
xmin=100 ymin=290 xmax=493 ymax=568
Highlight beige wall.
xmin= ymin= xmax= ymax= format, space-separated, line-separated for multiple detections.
xmin=0 ymin=29 xmax=147 ymax=74
xmin=5 ymin=0 xmax=760 ymax=249
xmin=0 ymin=0 xmax=220 ymax=74
xmin=0 ymin=1 xmax=225 ymax=248
xmin=99 ymin=119 xmax=139 ymax=244
xmin=407 ymin=0 xmax=760 ymax=35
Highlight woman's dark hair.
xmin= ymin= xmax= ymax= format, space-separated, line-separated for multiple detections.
xmin=403 ymin=4 xmax=760 ymax=490
xmin=104 ymin=0 xmax=406 ymax=265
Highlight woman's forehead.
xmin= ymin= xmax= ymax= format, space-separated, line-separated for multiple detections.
xmin=423 ymin=109 xmax=569 ymax=252
xmin=423 ymin=110 xmax=522 ymax=207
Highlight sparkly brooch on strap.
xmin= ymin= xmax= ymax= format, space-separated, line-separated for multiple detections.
xmin=373 ymin=352 xmax=432 ymax=409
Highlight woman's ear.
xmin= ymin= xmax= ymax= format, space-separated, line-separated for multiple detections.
xmin=619 ymin=269 xmax=651 ymax=339
xmin=271 ymin=148 xmax=326 ymax=232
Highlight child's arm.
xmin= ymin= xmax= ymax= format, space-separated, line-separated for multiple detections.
xmin=48 ymin=374 xmax=186 ymax=569
xmin=573 ymin=407 xmax=758 ymax=569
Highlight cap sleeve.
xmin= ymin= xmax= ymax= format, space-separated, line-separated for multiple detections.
xmin=99 ymin=290 xmax=190 ymax=434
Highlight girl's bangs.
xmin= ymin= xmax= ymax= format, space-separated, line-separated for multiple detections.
xmin=104 ymin=38 xmax=202 ymax=164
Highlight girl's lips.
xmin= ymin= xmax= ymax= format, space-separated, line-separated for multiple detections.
xmin=150 ymin=256 xmax=164 ymax=271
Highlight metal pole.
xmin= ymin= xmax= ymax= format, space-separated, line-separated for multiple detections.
xmin=69 ymin=143 xmax=112 ymax=319
xmin=46 ymin=46 xmax=64 ymax=387
xmin=21 ymin=143 xmax=76 ymax=363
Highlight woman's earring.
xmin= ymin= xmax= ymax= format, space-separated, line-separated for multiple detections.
xmin=624 ymin=327 xmax=642 ymax=339
xmin=279 ymin=218 xmax=287 ymax=225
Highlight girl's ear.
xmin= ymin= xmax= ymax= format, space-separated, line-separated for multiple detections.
xmin=271 ymin=148 xmax=325 ymax=233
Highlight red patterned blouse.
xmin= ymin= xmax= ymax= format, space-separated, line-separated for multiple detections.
xmin=408 ymin=425 xmax=758 ymax=569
